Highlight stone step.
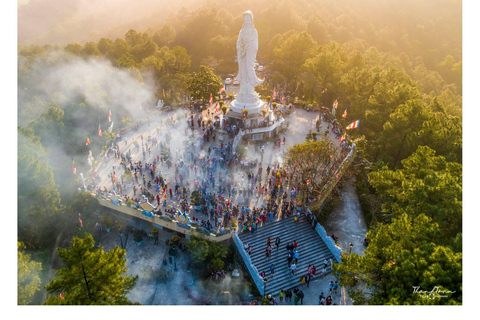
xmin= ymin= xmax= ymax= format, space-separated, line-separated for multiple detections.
xmin=235 ymin=215 xmax=337 ymax=296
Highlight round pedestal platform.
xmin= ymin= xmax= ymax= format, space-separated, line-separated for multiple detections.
xmin=230 ymin=98 xmax=265 ymax=114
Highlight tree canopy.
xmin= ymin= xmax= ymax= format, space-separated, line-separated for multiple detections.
xmin=186 ymin=65 xmax=223 ymax=104
xmin=368 ymin=146 xmax=462 ymax=241
xmin=18 ymin=242 xmax=42 ymax=305
xmin=333 ymin=213 xmax=462 ymax=305
xmin=44 ymin=233 xmax=138 ymax=305
xmin=188 ymin=235 xmax=230 ymax=277
xmin=284 ymin=139 xmax=341 ymax=197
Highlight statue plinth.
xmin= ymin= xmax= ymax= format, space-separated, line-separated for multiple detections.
xmin=230 ymin=94 xmax=265 ymax=114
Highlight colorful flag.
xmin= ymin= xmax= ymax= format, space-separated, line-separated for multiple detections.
xmin=342 ymin=107 xmax=347 ymax=119
xmin=59 ymin=292 xmax=64 ymax=299
xmin=218 ymin=87 xmax=225 ymax=94
xmin=321 ymin=88 xmax=327 ymax=94
xmin=346 ymin=120 xmax=360 ymax=130
xmin=273 ymin=88 xmax=276 ymax=100
xmin=209 ymin=93 xmax=213 ymax=105
xmin=86 ymin=137 xmax=90 ymax=146
xmin=72 ymin=158 xmax=76 ymax=175
xmin=108 ymin=110 xmax=112 ymax=122
xmin=163 ymin=89 xmax=166 ymax=98
xmin=333 ymin=99 xmax=338 ymax=109
xmin=281 ymin=97 xmax=284 ymax=105
xmin=98 ymin=124 xmax=102 ymax=137
xmin=78 ymin=213 xmax=83 ymax=228
xmin=338 ymin=132 xmax=346 ymax=142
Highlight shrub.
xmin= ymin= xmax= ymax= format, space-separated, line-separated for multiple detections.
xmin=191 ymin=190 xmax=203 ymax=205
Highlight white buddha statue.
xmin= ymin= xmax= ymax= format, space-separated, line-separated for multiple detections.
xmin=231 ymin=10 xmax=265 ymax=113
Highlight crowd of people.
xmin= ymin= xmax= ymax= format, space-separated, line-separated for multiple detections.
xmin=86 ymin=100 xmax=352 ymax=305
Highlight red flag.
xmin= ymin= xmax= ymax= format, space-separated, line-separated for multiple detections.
xmin=78 ymin=213 xmax=83 ymax=228
xmin=72 ymin=158 xmax=76 ymax=175
xmin=98 ymin=124 xmax=102 ymax=136
xmin=86 ymin=137 xmax=90 ymax=146
xmin=108 ymin=110 xmax=112 ymax=122
xmin=281 ymin=97 xmax=284 ymax=105
xmin=273 ymin=88 xmax=276 ymax=100
xmin=59 ymin=292 xmax=64 ymax=299
xmin=209 ymin=93 xmax=213 ymax=105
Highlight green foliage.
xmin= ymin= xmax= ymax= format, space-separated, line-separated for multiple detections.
xmin=186 ymin=65 xmax=222 ymax=104
xmin=120 ymin=117 xmax=132 ymax=129
xmin=100 ymin=214 xmax=114 ymax=229
xmin=368 ymin=145 xmax=462 ymax=242
xmin=303 ymin=42 xmax=344 ymax=102
xmin=152 ymin=24 xmax=177 ymax=48
xmin=187 ymin=235 xmax=230 ymax=276
xmin=333 ymin=214 xmax=462 ymax=305
xmin=269 ymin=30 xmax=317 ymax=92
xmin=102 ymin=130 xmax=116 ymax=144
xmin=18 ymin=126 xmax=63 ymax=249
xmin=18 ymin=242 xmax=42 ymax=305
xmin=44 ymin=233 xmax=138 ymax=305
xmin=66 ymin=193 xmax=100 ymax=232
xmin=376 ymin=99 xmax=431 ymax=169
xmin=190 ymin=190 xmax=203 ymax=205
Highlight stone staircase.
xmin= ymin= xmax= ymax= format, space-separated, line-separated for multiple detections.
xmin=237 ymin=216 xmax=336 ymax=296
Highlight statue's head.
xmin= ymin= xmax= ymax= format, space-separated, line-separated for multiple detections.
xmin=243 ymin=10 xmax=254 ymax=27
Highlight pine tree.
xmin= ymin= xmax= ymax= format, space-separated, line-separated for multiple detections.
xmin=44 ymin=233 xmax=138 ymax=305
xmin=18 ymin=242 xmax=42 ymax=305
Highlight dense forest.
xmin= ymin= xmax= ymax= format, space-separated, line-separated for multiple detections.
xmin=17 ymin=0 xmax=462 ymax=305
